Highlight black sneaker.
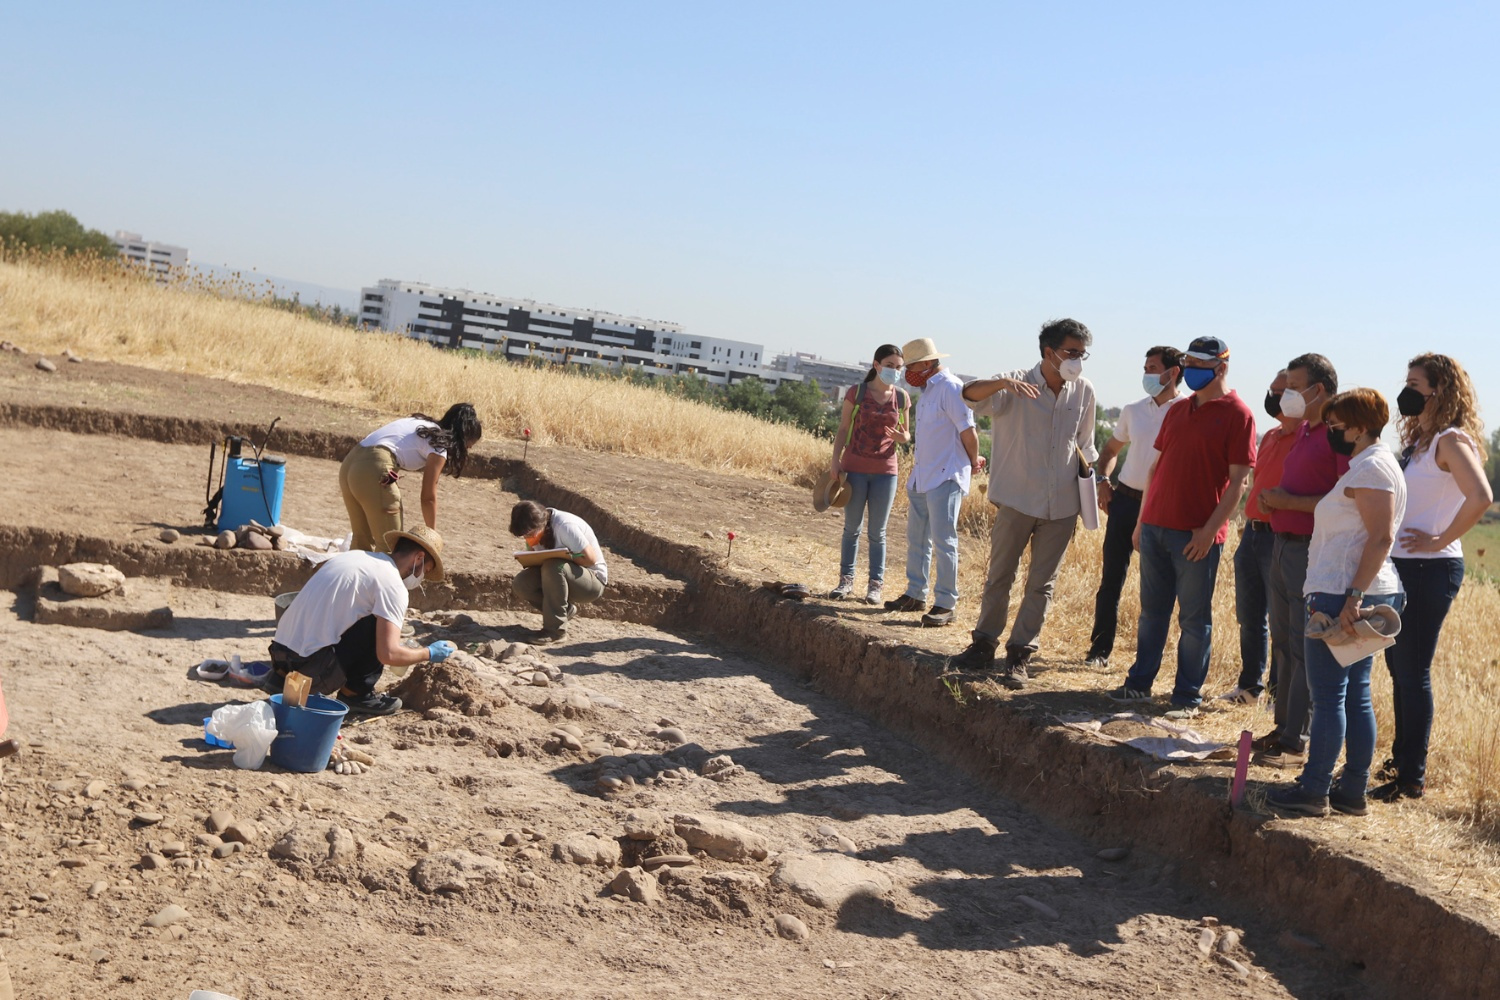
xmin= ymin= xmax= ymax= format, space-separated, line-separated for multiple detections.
xmin=1250 ymin=729 xmax=1282 ymax=753
xmin=1267 ymin=782 xmax=1330 ymax=817
xmin=883 ymin=594 xmax=926 ymax=613
xmin=1374 ymin=757 xmax=1398 ymax=783
xmin=1369 ymin=780 xmax=1424 ymax=803
xmin=531 ymin=628 xmax=567 ymax=646
xmin=949 ymin=636 xmax=997 ymax=671
xmin=921 ymin=606 xmax=956 ymax=627
xmin=1328 ymin=786 xmax=1368 ymax=816
xmin=345 ymin=691 xmax=401 ymax=717
xmin=999 ymin=662 xmax=1028 ymax=691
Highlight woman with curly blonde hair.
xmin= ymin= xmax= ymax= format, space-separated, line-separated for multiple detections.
xmin=1375 ymin=354 xmax=1492 ymax=801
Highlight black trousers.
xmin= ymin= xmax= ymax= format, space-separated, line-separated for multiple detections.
xmin=268 ymin=614 xmax=383 ymax=697
xmin=1088 ymin=491 xmax=1142 ymax=659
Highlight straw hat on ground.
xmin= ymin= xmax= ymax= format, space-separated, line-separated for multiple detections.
xmin=383 ymin=525 xmax=446 ymax=582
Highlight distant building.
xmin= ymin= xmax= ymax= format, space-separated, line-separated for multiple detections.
xmin=358 ymin=279 xmax=801 ymax=389
xmin=111 ymin=231 xmax=188 ymax=279
xmin=768 ymin=352 xmax=872 ymax=400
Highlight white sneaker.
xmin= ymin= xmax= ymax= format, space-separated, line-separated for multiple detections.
xmin=864 ymin=582 xmax=883 ymax=605
xmin=1217 ymin=688 xmax=1262 ymax=706
xmin=828 ymin=575 xmax=855 ymax=600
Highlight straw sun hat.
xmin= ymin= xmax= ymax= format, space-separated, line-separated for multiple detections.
xmin=383 ymin=525 xmax=446 ymax=582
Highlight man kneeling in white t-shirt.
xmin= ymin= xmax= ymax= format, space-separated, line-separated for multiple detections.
xmin=509 ymin=501 xmax=609 ymax=644
xmin=269 ymin=525 xmax=456 ymax=716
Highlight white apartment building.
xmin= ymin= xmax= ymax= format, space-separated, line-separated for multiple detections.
xmin=768 ymin=351 xmax=873 ymax=400
xmin=111 ymin=231 xmax=188 ymax=278
xmin=358 ymin=279 xmax=802 ymax=389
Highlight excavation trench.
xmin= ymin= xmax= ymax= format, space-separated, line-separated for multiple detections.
xmin=3 ymin=400 xmax=1497 ymax=998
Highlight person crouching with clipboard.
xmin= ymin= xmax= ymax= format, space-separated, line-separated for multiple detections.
xmin=509 ymin=500 xmax=608 ymax=644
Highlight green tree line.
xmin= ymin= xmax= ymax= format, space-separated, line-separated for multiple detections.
xmin=0 ymin=209 xmax=116 ymax=257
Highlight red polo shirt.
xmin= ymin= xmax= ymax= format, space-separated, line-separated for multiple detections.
xmin=1244 ymin=425 xmax=1296 ymax=522
xmin=1142 ymin=389 xmax=1258 ymax=544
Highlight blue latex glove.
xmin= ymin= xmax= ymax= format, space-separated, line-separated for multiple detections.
xmin=427 ymin=640 xmax=457 ymax=663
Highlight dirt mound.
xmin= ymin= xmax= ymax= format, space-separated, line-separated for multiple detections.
xmin=391 ymin=653 xmax=508 ymax=716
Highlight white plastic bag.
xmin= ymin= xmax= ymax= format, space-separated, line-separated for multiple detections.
xmin=207 ymin=701 xmax=278 ymax=770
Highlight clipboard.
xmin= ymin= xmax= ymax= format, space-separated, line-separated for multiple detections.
xmin=1075 ymin=448 xmax=1100 ymax=530
xmin=514 ymin=547 xmax=570 ymax=567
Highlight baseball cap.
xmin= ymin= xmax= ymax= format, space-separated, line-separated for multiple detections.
xmin=1184 ymin=336 xmax=1230 ymax=361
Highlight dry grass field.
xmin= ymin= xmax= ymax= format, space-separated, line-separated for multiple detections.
xmin=3 ymin=250 xmax=1497 ymax=845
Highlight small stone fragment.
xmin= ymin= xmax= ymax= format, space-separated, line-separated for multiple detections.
xmin=132 ymin=812 xmax=165 ymax=826
xmin=221 ymin=820 xmax=258 ymax=845
xmin=122 ymin=778 xmax=149 ymax=792
xmin=212 ymin=843 xmax=242 ymax=859
xmin=622 ymin=810 xmax=669 ymax=841
xmin=1197 ymin=928 xmax=1216 ymax=956
xmin=552 ymin=833 xmax=621 ymax=868
xmin=140 ymin=853 xmax=168 ymax=870
xmin=36 ymin=357 xmax=57 ymax=372
xmin=143 ymin=904 xmax=188 ymax=928
xmin=673 ymin=814 xmax=769 ymax=862
xmin=59 ymin=858 xmax=88 ymax=869
xmin=774 ymin=914 xmax=810 ymax=941
xmin=207 ymin=810 xmax=234 ymax=834
xmin=214 ymin=530 xmax=236 ymax=550
xmin=159 ymin=529 xmax=181 ymax=544
xmin=1017 ymin=895 xmax=1059 ymax=920
xmin=29 ymin=892 xmax=49 ymax=903
xmin=195 ymin=833 xmax=223 ymax=849
xmin=1096 ymin=847 xmax=1129 ymax=862
xmin=88 ymin=948 xmax=108 ymax=963
xmin=160 ymin=842 xmax=187 ymax=858
xmin=86 ymin=880 xmax=107 ymax=899
xmin=1218 ymin=929 xmax=1241 ymax=953
xmin=410 ymin=850 xmax=506 ymax=894
xmin=530 ymin=672 xmax=551 ymax=687
xmin=1217 ymin=954 xmax=1250 ymax=977
xmin=656 ymin=728 xmax=687 ymax=745
xmin=609 ymin=866 xmax=660 ymax=904
xmin=83 ymin=779 xmax=108 ymax=799
xmin=639 ymin=854 xmax=696 ymax=869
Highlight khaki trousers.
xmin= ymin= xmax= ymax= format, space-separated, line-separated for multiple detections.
xmin=973 ymin=502 xmax=1078 ymax=653
xmin=339 ymin=445 xmax=402 ymax=552
xmin=513 ymin=560 xmax=605 ymax=631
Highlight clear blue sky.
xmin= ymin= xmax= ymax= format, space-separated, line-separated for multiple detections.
xmin=4 ymin=2 xmax=1497 ymax=419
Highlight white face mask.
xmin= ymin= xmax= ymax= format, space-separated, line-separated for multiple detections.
xmin=402 ymin=559 xmax=425 ymax=591
xmin=1057 ymin=357 xmax=1083 ymax=382
xmin=877 ymin=366 xmax=902 ymax=386
xmin=1141 ymin=372 xmax=1168 ymax=397
xmin=1280 ymin=386 xmax=1310 ymax=420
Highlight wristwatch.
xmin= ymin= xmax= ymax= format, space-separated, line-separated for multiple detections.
xmin=1344 ymin=587 xmax=1364 ymax=601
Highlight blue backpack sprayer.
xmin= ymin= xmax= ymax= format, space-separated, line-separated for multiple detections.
xmin=203 ymin=417 xmax=287 ymax=531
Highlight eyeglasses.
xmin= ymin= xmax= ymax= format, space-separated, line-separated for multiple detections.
xmin=1056 ymin=348 xmax=1090 ymax=361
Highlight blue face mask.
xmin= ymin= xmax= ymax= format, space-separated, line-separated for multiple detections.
xmin=877 ymin=366 xmax=902 ymax=386
xmin=1141 ymin=373 xmax=1168 ymax=397
xmin=1182 ymin=365 xmax=1218 ymax=391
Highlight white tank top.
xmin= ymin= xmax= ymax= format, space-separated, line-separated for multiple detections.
xmin=1395 ymin=427 xmax=1471 ymax=559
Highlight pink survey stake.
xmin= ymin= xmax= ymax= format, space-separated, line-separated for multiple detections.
xmin=1231 ymin=730 xmax=1251 ymax=806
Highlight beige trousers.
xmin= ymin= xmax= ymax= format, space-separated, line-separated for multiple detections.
xmin=974 ymin=502 xmax=1078 ymax=652
xmin=513 ymin=560 xmax=605 ymax=631
xmin=339 ymin=445 xmax=402 ymax=552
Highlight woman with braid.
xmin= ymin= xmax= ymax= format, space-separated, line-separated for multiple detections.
xmin=340 ymin=403 xmax=483 ymax=551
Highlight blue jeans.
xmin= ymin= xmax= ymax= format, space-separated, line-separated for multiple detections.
xmin=1232 ymin=525 xmax=1276 ymax=694
xmin=1124 ymin=524 xmax=1222 ymax=707
xmin=839 ymin=472 xmax=898 ymax=584
xmin=1300 ymin=591 xmax=1406 ymax=797
xmin=1384 ymin=558 xmax=1463 ymax=788
xmin=904 ymin=479 xmax=964 ymax=609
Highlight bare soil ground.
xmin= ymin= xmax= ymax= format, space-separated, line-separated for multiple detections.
xmin=0 ymin=591 xmax=1370 ymax=1000
xmin=0 ymin=352 xmax=1490 ymax=997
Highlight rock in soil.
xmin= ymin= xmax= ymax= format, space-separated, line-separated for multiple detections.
xmin=58 ymin=562 xmax=126 ymax=597
xmin=672 ymin=814 xmax=768 ymax=862
xmin=609 ymin=866 xmax=660 ymax=904
xmin=410 ymin=850 xmax=505 ymax=894
xmin=35 ymin=357 xmax=57 ymax=372
xmin=143 ymin=904 xmax=188 ymax=928
xmin=772 ymin=853 xmax=893 ymax=910
xmin=774 ymin=914 xmax=811 ymax=941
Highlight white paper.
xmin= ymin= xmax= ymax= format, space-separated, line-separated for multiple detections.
xmin=1077 ymin=472 xmax=1100 ymax=530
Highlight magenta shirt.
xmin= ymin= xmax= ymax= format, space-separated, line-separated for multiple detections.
xmin=1270 ymin=421 xmax=1350 ymax=536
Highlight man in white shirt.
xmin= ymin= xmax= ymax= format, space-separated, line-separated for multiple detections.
xmin=883 ymin=337 xmax=983 ymax=627
xmin=949 ymin=319 xmax=1099 ymax=688
xmin=269 ymin=525 xmax=456 ymax=716
xmin=1083 ymin=346 xmax=1186 ymax=670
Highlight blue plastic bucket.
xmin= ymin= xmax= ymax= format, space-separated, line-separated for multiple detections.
xmin=268 ymin=694 xmax=348 ymax=772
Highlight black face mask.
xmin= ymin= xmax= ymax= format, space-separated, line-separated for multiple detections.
xmin=1396 ymin=386 xmax=1429 ymax=418
xmin=1264 ymin=391 xmax=1282 ymax=418
xmin=1327 ymin=425 xmax=1357 ymax=456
